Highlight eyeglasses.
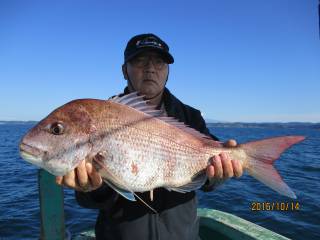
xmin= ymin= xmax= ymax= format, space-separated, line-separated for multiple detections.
xmin=129 ymin=56 xmax=166 ymax=70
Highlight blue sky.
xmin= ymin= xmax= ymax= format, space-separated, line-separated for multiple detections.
xmin=1 ymin=0 xmax=319 ymax=122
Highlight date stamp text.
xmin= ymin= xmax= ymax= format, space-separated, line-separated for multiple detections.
xmin=251 ymin=202 xmax=300 ymax=211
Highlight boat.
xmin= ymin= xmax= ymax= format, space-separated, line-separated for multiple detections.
xmin=73 ymin=208 xmax=290 ymax=240
xmin=38 ymin=170 xmax=290 ymax=240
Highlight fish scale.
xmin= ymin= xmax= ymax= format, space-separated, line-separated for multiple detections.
xmin=95 ymin=113 xmax=206 ymax=191
xmin=104 ymin=126 xmax=164 ymax=191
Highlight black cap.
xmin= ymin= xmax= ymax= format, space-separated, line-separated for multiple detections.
xmin=124 ymin=33 xmax=174 ymax=64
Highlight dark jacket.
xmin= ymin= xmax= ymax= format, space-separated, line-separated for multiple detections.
xmin=75 ymin=88 xmax=218 ymax=240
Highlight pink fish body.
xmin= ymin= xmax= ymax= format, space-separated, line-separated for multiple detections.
xmin=20 ymin=93 xmax=305 ymax=201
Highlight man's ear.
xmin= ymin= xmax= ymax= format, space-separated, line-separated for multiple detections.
xmin=122 ymin=64 xmax=128 ymax=80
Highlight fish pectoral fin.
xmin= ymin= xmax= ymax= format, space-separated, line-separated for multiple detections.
xmin=104 ymin=180 xmax=136 ymax=201
xmin=166 ymin=172 xmax=207 ymax=193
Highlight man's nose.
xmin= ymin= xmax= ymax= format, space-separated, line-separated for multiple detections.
xmin=144 ymin=59 xmax=156 ymax=71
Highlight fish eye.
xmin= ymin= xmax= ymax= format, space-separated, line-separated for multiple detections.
xmin=50 ymin=122 xmax=64 ymax=135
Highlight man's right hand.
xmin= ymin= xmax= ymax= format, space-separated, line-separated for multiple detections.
xmin=55 ymin=158 xmax=103 ymax=192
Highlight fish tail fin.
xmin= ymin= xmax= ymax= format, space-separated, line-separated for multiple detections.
xmin=242 ymin=136 xmax=305 ymax=199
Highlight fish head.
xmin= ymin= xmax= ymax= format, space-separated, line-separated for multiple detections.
xmin=20 ymin=99 xmax=98 ymax=176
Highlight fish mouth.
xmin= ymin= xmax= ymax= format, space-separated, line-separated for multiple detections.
xmin=20 ymin=142 xmax=75 ymax=176
xmin=19 ymin=142 xmax=44 ymax=167
xmin=20 ymin=142 xmax=43 ymax=157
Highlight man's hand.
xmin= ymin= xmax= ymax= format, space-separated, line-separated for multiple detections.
xmin=206 ymin=139 xmax=243 ymax=179
xmin=55 ymin=157 xmax=103 ymax=192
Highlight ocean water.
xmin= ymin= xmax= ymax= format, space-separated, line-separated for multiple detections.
xmin=0 ymin=122 xmax=319 ymax=239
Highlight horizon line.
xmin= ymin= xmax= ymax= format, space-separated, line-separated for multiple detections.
xmin=0 ymin=120 xmax=319 ymax=124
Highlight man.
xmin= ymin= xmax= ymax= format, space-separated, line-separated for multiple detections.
xmin=56 ymin=33 xmax=243 ymax=240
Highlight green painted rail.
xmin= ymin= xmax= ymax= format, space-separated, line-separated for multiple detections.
xmin=38 ymin=169 xmax=65 ymax=240
xmin=38 ymin=169 xmax=291 ymax=240
xmin=197 ymin=208 xmax=290 ymax=240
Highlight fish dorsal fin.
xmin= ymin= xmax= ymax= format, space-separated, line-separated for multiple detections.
xmin=110 ymin=92 xmax=164 ymax=117
xmin=110 ymin=92 xmax=216 ymax=142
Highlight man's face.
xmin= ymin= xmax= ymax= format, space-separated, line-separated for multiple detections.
xmin=123 ymin=51 xmax=169 ymax=99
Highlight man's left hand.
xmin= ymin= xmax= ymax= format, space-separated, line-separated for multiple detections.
xmin=206 ymin=139 xmax=243 ymax=179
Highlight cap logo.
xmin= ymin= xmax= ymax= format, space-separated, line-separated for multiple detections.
xmin=136 ymin=37 xmax=163 ymax=49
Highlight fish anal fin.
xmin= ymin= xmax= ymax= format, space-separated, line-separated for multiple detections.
xmin=166 ymin=172 xmax=207 ymax=193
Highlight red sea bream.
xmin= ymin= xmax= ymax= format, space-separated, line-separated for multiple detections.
xmin=20 ymin=93 xmax=305 ymax=203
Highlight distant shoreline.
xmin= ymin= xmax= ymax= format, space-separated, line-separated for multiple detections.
xmin=0 ymin=121 xmax=38 ymax=124
xmin=206 ymin=122 xmax=320 ymax=129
